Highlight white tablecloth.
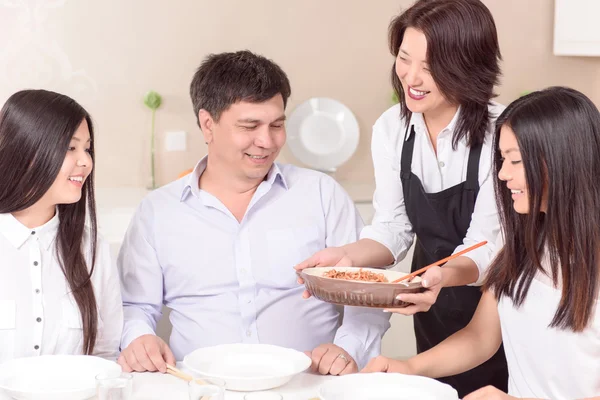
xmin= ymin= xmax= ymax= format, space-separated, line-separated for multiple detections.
xmin=131 ymin=370 xmax=332 ymax=400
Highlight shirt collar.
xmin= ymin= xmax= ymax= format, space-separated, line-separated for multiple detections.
xmin=180 ymin=156 xmax=289 ymax=202
xmin=0 ymin=210 xmax=59 ymax=250
xmin=406 ymin=106 xmax=462 ymax=141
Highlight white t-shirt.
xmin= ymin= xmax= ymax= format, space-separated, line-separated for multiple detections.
xmin=497 ymin=259 xmax=600 ymax=398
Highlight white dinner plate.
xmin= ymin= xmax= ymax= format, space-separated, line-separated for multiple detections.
xmin=318 ymin=372 xmax=459 ymax=400
xmin=287 ymin=97 xmax=360 ymax=171
xmin=0 ymin=355 xmax=121 ymax=400
xmin=183 ymin=344 xmax=311 ymax=392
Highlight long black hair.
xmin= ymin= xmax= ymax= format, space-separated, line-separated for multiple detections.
xmin=0 ymin=89 xmax=99 ymax=353
xmin=485 ymin=87 xmax=600 ymax=332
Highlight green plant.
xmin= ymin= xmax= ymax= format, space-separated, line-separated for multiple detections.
xmin=143 ymin=90 xmax=162 ymax=189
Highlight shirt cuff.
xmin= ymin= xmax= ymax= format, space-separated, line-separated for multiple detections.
xmin=453 ymin=243 xmax=492 ymax=286
xmin=333 ymin=333 xmax=369 ymax=370
xmin=120 ymin=320 xmax=156 ymax=350
xmin=360 ymin=226 xmax=408 ymax=264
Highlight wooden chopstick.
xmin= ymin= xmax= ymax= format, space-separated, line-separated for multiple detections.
xmin=166 ymin=364 xmax=208 ymax=385
xmin=392 ymin=240 xmax=488 ymax=283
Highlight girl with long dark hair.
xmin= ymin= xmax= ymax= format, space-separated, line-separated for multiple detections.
xmin=0 ymin=89 xmax=122 ymax=362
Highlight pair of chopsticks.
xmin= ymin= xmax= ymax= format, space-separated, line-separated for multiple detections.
xmin=166 ymin=364 xmax=211 ymax=399
xmin=392 ymin=241 xmax=487 ymax=283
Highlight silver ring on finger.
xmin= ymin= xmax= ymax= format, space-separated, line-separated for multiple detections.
xmin=335 ymin=353 xmax=349 ymax=364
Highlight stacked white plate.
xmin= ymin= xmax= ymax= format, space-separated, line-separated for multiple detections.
xmin=0 ymin=355 xmax=121 ymax=400
xmin=318 ymin=372 xmax=459 ymax=400
xmin=183 ymin=343 xmax=311 ymax=392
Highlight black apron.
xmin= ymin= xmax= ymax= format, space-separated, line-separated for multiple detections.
xmin=400 ymin=124 xmax=508 ymax=397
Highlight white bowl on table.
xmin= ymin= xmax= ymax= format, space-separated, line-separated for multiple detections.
xmin=318 ymin=372 xmax=459 ymax=400
xmin=0 ymin=355 xmax=121 ymax=400
xmin=183 ymin=344 xmax=311 ymax=392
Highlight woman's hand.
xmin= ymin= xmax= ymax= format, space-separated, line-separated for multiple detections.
xmin=360 ymin=356 xmax=415 ymax=374
xmin=463 ymin=386 xmax=520 ymax=400
xmin=384 ymin=266 xmax=444 ymax=315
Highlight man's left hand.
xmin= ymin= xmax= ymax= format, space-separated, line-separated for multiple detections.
xmin=305 ymin=343 xmax=357 ymax=376
xmin=463 ymin=385 xmax=518 ymax=400
xmin=384 ymin=266 xmax=444 ymax=315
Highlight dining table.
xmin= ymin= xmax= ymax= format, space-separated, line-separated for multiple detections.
xmin=128 ymin=368 xmax=332 ymax=400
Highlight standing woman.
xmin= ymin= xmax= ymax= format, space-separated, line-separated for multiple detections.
xmin=297 ymin=0 xmax=508 ymax=395
xmin=0 ymin=89 xmax=122 ymax=362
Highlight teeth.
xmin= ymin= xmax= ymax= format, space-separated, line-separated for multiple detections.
xmin=409 ymin=87 xmax=428 ymax=96
xmin=69 ymin=176 xmax=83 ymax=182
xmin=511 ymin=190 xmax=522 ymax=194
xmin=248 ymin=155 xmax=267 ymax=159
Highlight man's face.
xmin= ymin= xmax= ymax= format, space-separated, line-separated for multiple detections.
xmin=200 ymin=95 xmax=286 ymax=182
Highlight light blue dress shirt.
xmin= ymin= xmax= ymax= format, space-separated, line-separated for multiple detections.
xmin=119 ymin=158 xmax=390 ymax=368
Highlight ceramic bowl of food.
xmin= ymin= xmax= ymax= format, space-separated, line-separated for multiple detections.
xmin=298 ymin=267 xmax=424 ymax=308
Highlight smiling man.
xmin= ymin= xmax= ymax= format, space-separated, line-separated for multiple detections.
xmin=117 ymin=51 xmax=390 ymax=376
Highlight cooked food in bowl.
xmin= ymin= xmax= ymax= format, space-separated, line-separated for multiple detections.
xmin=299 ymin=267 xmax=425 ymax=308
xmin=323 ymin=268 xmax=388 ymax=282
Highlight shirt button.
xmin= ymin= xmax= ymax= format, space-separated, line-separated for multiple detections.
xmin=439 ymin=161 xmax=445 ymax=168
xmin=35 ymin=289 xmax=40 ymax=294
xmin=241 ymin=269 xmax=246 ymax=274
xmin=36 ymin=317 xmax=42 ymax=323
xmin=246 ymin=330 xmax=251 ymax=337
xmin=31 ymin=231 xmax=36 ymax=235
xmin=33 ymin=261 xmax=38 ymax=266
xmin=34 ymin=345 xmax=39 ymax=350
xmin=246 ymin=299 xmax=252 ymax=304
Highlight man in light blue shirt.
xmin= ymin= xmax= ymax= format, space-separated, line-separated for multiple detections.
xmin=117 ymin=50 xmax=390 ymax=375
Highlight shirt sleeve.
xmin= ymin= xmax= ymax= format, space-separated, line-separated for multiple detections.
xmin=360 ymin=117 xmax=415 ymax=264
xmin=93 ymin=234 xmax=123 ymax=359
xmin=319 ymin=176 xmax=391 ymax=369
xmin=453 ymin=149 xmax=502 ymax=286
xmin=118 ymin=198 xmax=165 ymax=349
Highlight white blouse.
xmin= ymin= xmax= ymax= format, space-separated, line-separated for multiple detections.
xmin=497 ymin=270 xmax=600 ymax=398
xmin=360 ymin=103 xmax=505 ymax=284
xmin=0 ymin=212 xmax=123 ymax=363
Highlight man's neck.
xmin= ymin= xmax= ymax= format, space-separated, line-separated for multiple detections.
xmin=198 ymin=161 xmax=267 ymax=222
xmin=199 ymin=165 xmax=263 ymax=196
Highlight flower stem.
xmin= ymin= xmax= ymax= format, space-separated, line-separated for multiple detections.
xmin=150 ymin=109 xmax=156 ymax=189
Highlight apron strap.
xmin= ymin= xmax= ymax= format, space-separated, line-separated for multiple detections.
xmin=465 ymin=142 xmax=482 ymax=191
xmin=400 ymin=124 xmax=415 ymax=181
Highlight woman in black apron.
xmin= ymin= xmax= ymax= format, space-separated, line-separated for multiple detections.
xmin=296 ymin=0 xmax=508 ymax=396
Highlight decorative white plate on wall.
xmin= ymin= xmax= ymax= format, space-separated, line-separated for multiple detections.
xmin=287 ymin=97 xmax=360 ymax=172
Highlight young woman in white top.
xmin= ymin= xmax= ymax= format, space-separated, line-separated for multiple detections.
xmin=0 ymin=89 xmax=123 ymax=363
xmin=363 ymin=86 xmax=600 ymax=400
xmin=297 ymin=0 xmax=507 ymax=395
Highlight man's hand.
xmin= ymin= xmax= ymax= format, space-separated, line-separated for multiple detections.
xmin=305 ymin=343 xmax=357 ymax=376
xmin=463 ymin=385 xmax=518 ymax=400
xmin=117 ymin=334 xmax=176 ymax=373
xmin=384 ymin=266 xmax=444 ymax=315
xmin=295 ymin=247 xmax=353 ymax=298
xmin=361 ymin=356 xmax=414 ymax=374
